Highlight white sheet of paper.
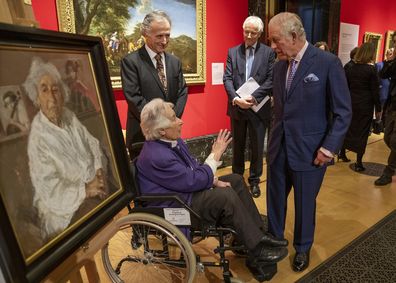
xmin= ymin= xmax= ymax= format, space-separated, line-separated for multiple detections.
xmin=236 ymin=77 xmax=268 ymax=112
xmin=211 ymin=63 xmax=224 ymax=85
xmin=251 ymin=96 xmax=270 ymax=112
xmin=163 ymin=208 xmax=191 ymax=225
xmin=236 ymin=77 xmax=260 ymax=98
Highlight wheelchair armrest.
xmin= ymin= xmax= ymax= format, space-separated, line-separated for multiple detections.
xmin=134 ymin=194 xmax=202 ymax=223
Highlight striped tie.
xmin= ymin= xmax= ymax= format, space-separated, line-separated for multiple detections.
xmin=155 ymin=53 xmax=167 ymax=93
xmin=246 ymin=46 xmax=254 ymax=80
xmin=286 ymin=59 xmax=297 ymax=92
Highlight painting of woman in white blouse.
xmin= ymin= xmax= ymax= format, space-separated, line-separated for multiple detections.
xmin=23 ymin=57 xmax=108 ymax=240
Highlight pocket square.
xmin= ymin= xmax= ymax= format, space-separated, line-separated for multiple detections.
xmin=304 ymin=73 xmax=319 ymax=83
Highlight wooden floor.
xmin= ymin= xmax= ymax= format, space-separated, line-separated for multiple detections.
xmin=87 ymin=134 xmax=396 ymax=283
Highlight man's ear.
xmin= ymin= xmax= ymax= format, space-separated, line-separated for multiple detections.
xmin=159 ymin=129 xmax=166 ymax=136
xmin=291 ymin=32 xmax=297 ymax=42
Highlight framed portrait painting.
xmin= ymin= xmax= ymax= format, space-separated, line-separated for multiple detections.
xmin=384 ymin=30 xmax=395 ymax=60
xmin=56 ymin=0 xmax=206 ymax=88
xmin=363 ymin=32 xmax=382 ymax=62
xmin=0 ymin=22 xmax=134 ymax=282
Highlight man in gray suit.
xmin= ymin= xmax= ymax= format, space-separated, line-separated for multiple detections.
xmin=223 ymin=16 xmax=275 ymax=198
xmin=121 ymin=10 xmax=188 ymax=159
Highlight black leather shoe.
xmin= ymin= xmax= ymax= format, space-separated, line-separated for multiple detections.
xmin=260 ymin=233 xmax=288 ymax=247
xmin=292 ymin=251 xmax=310 ymax=272
xmin=354 ymin=163 xmax=365 ymax=172
xmin=252 ymin=245 xmax=288 ymax=263
xmin=245 ymin=258 xmax=277 ymax=282
xmin=250 ymin=184 xmax=261 ymax=198
xmin=337 ymin=155 xmax=351 ymax=162
xmin=375 ymin=175 xmax=392 ymax=186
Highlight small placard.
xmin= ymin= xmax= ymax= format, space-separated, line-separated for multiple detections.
xmin=163 ymin=208 xmax=191 ymax=226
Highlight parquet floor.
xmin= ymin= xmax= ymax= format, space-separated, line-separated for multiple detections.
xmin=87 ymin=134 xmax=396 ymax=283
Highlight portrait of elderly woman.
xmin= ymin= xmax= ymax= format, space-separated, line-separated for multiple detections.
xmin=23 ymin=57 xmax=108 ymax=240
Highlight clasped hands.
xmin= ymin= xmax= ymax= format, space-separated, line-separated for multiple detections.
xmin=85 ymin=168 xmax=108 ymax=199
xmin=234 ymin=95 xmax=257 ymax=109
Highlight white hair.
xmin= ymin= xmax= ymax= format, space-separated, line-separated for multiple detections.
xmin=23 ymin=57 xmax=70 ymax=106
xmin=269 ymin=12 xmax=306 ymax=40
xmin=140 ymin=98 xmax=174 ymax=140
xmin=141 ymin=10 xmax=172 ymax=36
xmin=243 ymin=16 xmax=264 ymax=33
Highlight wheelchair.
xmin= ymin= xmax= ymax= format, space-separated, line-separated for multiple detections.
xmin=100 ymin=157 xmax=254 ymax=283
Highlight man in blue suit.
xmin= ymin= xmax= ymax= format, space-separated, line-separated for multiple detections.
xmin=224 ymin=16 xmax=275 ymax=198
xmin=266 ymin=12 xmax=352 ymax=272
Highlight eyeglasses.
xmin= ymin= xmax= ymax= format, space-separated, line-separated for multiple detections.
xmin=244 ymin=30 xmax=259 ymax=37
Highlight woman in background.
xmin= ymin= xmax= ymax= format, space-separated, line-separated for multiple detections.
xmin=339 ymin=43 xmax=381 ymax=171
xmin=314 ymin=41 xmax=330 ymax=51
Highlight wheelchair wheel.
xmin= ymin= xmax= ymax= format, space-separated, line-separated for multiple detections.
xmin=101 ymin=213 xmax=196 ymax=283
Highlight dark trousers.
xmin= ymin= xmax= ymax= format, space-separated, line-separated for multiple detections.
xmin=231 ymin=115 xmax=266 ymax=185
xmin=383 ymin=111 xmax=396 ymax=177
xmin=191 ymin=174 xmax=264 ymax=250
xmin=266 ymin=142 xmax=326 ymax=253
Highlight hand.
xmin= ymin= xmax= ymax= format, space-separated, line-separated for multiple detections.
xmin=313 ymin=150 xmax=333 ymax=167
xmin=211 ymin=129 xmax=232 ymax=161
xmin=213 ymin=178 xmax=231 ymax=188
xmin=234 ymin=97 xmax=253 ymax=109
xmin=85 ymin=169 xmax=107 ymax=199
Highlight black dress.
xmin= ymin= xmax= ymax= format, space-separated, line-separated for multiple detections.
xmin=343 ymin=63 xmax=381 ymax=155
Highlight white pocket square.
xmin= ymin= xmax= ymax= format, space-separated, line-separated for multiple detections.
xmin=304 ymin=73 xmax=319 ymax=83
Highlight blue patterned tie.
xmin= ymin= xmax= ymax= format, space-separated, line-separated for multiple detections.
xmin=286 ymin=59 xmax=297 ymax=92
xmin=246 ymin=46 xmax=254 ymax=80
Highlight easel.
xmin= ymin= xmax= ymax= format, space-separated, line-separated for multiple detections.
xmin=43 ymin=220 xmax=119 ymax=283
xmin=0 ymin=0 xmax=38 ymax=27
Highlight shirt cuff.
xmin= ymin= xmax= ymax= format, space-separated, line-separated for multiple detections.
xmin=204 ymin=153 xmax=223 ymax=174
xmin=232 ymin=97 xmax=238 ymax=106
xmin=319 ymin=147 xmax=334 ymax=158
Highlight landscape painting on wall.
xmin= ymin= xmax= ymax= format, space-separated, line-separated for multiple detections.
xmin=57 ymin=0 xmax=206 ymax=88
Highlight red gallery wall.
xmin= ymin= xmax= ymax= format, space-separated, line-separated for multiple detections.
xmin=30 ymin=0 xmax=247 ymax=139
xmin=340 ymin=0 xmax=396 ymax=60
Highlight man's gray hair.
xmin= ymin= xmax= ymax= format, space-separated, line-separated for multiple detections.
xmin=23 ymin=57 xmax=70 ymax=106
xmin=140 ymin=98 xmax=174 ymax=140
xmin=141 ymin=10 xmax=172 ymax=36
xmin=269 ymin=12 xmax=306 ymax=40
xmin=243 ymin=16 xmax=264 ymax=33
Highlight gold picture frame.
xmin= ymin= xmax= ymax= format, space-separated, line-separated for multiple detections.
xmin=56 ymin=0 xmax=206 ymax=89
xmin=363 ymin=32 xmax=382 ymax=62
xmin=384 ymin=30 xmax=395 ymax=60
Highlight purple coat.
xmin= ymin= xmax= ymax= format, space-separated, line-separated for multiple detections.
xmin=136 ymin=139 xmax=214 ymax=206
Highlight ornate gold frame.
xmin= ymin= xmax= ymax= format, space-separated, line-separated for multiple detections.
xmin=56 ymin=0 xmax=206 ymax=88
xmin=384 ymin=30 xmax=395 ymax=60
xmin=363 ymin=32 xmax=382 ymax=62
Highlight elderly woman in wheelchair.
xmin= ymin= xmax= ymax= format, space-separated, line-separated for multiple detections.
xmin=102 ymin=98 xmax=288 ymax=282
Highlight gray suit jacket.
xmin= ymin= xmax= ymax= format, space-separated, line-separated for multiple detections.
xmin=223 ymin=42 xmax=275 ymax=122
xmin=121 ymin=45 xmax=188 ymax=147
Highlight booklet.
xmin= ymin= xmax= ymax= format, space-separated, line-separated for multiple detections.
xmin=236 ymin=77 xmax=269 ymax=112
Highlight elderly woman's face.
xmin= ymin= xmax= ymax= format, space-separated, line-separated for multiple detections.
xmin=162 ymin=104 xmax=183 ymax=140
xmin=37 ymin=74 xmax=64 ymax=125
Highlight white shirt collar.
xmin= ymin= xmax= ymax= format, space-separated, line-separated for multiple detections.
xmin=291 ymin=40 xmax=308 ymax=63
xmin=245 ymin=42 xmax=258 ymax=50
xmin=145 ymin=44 xmax=165 ymax=61
xmin=160 ymin=138 xmax=178 ymax=148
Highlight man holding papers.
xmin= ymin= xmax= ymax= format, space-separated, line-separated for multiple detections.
xmin=223 ymin=16 xmax=275 ymax=198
